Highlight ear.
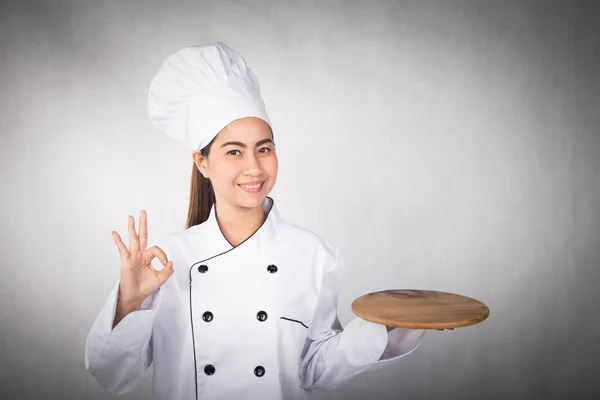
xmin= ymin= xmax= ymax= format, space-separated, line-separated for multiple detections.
xmin=191 ymin=151 xmax=209 ymax=178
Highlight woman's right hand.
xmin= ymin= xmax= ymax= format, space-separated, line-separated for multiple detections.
xmin=111 ymin=210 xmax=174 ymax=307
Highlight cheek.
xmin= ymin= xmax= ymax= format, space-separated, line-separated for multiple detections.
xmin=265 ymin=156 xmax=278 ymax=177
xmin=210 ymin=162 xmax=238 ymax=185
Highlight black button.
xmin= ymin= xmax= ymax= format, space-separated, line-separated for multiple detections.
xmin=254 ymin=365 xmax=265 ymax=377
xmin=198 ymin=264 xmax=208 ymax=273
xmin=202 ymin=311 xmax=213 ymax=322
xmin=204 ymin=364 xmax=215 ymax=375
xmin=257 ymin=311 xmax=268 ymax=322
xmin=267 ymin=264 xmax=278 ymax=273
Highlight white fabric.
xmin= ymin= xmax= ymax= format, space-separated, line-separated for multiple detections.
xmin=85 ymin=197 xmax=426 ymax=399
xmin=147 ymin=42 xmax=272 ymax=151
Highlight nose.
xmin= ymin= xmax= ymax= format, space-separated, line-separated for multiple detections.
xmin=244 ymin=152 xmax=262 ymax=175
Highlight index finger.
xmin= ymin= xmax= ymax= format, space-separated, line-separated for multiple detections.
xmin=146 ymin=245 xmax=169 ymax=267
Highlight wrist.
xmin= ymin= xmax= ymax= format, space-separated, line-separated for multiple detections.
xmin=117 ymin=297 xmax=143 ymax=312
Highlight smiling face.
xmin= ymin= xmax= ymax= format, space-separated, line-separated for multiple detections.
xmin=192 ymin=116 xmax=278 ymax=212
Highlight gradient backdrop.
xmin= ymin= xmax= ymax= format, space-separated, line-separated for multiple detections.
xmin=1 ymin=0 xmax=598 ymax=399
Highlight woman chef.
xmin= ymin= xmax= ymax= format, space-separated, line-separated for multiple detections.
xmin=85 ymin=42 xmax=427 ymax=400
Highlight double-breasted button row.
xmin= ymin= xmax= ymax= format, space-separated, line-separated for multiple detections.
xmin=197 ymin=264 xmax=278 ymax=274
xmin=203 ymin=364 xmax=266 ymax=377
xmin=197 ymin=263 xmax=275 ymax=380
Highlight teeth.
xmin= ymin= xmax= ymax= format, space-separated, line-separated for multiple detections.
xmin=240 ymin=182 xmax=262 ymax=189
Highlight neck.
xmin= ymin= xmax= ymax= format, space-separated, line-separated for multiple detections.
xmin=214 ymin=199 xmax=267 ymax=247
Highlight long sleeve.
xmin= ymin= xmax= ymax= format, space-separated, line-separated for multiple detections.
xmin=299 ymin=250 xmax=426 ymax=390
xmin=84 ymin=280 xmax=161 ymax=395
xmin=379 ymin=326 xmax=426 ymax=361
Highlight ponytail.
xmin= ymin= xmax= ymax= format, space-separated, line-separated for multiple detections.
xmin=185 ymin=141 xmax=216 ymax=229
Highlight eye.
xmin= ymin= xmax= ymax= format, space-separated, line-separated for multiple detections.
xmin=227 ymin=149 xmax=241 ymax=156
xmin=258 ymin=147 xmax=272 ymax=153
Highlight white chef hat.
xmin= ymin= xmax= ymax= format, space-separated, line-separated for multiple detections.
xmin=147 ymin=42 xmax=272 ymax=151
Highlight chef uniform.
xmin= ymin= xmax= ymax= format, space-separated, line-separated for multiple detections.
xmin=84 ymin=43 xmax=427 ymax=400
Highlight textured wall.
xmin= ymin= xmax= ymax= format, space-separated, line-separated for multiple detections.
xmin=1 ymin=0 xmax=598 ymax=399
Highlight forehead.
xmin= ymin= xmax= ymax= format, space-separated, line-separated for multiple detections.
xmin=214 ymin=117 xmax=272 ymax=144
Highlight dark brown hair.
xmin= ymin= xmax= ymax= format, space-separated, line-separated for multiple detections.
xmin=185 ymin=128 xmax=275 ymax=229
xmin=185 ymin=137 xmax=217 ymax=229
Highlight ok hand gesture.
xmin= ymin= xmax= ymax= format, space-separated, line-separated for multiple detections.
xmin=111 ymin=210 xmax=174 ymax=307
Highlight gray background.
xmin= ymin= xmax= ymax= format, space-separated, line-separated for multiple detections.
xmin=1 ymin=0 xmax=598 ymax=399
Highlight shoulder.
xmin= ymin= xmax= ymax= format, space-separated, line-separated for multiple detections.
xmin=276 ymin=219 xmax=340 ymax=260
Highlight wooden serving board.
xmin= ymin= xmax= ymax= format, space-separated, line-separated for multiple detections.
xmin=351 ymin=289 xmax=489 ymax=330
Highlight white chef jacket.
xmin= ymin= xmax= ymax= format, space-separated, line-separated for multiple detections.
xmin=85 ymin=196 xmax=426 ymax=399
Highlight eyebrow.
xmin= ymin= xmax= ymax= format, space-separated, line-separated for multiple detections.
xmin=219 ymin=138 xmax=274 ymax=149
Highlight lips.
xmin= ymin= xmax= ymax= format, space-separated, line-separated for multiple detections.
xmin=238 ymin=181 xmax=265 ymax=192
xmin=238 ymin=180 xmax=264 ymax=186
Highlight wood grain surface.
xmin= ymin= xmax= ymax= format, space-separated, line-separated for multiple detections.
xmin=351 ymin=289 xmax=489 ymax=329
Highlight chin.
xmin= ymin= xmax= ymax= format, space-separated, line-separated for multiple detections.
xmin=236 ymin=197 xmax=265 ymax=210
xmin=234 ymin=189 xmax=267 ymax=206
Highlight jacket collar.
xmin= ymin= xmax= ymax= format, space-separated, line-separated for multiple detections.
xmin=196 ymin=196 xmax=282 ymax=257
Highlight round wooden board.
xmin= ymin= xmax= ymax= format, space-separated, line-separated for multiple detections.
xmin=351 ymin=289 xmax=489 ymax=329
